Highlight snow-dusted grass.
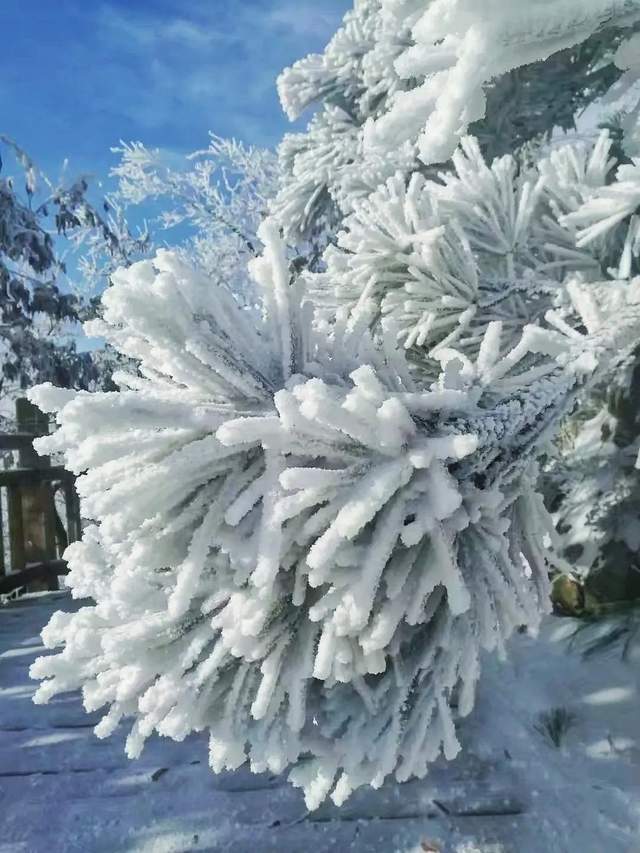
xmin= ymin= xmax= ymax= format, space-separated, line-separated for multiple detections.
xmin=1 ymin=592 xmax=638 ymax=852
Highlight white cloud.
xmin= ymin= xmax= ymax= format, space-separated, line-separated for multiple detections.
xmin=264 ymin=2 xmax=344 ymax=38
xmin=98 ymin=6 xmax=225 ymax=49
xmin=91 ymin=1 xmax=349 ymax=143
xmin=99 ymin=1 xmax=345 ymax=53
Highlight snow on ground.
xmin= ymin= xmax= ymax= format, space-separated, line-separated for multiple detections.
xmin=1 ymin=593 xmax=639 ymax=853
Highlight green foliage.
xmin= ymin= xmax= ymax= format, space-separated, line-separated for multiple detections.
xmin=534 ymin=707 xmax=578 ymax=748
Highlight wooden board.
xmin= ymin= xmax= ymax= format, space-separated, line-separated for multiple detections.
xmin=0 ymin=594 xmax=534 ymax=853
xmin=2 ymin=594 xmax=639 ymax=853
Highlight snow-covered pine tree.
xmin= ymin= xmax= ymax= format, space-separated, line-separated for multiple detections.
xmin=274 ymin=0 xmax=640 ymax=240
xmin=276 ymin=0 xmax=640 ymax=603
xmin=302 ymin=131 xmax=617 ymax=371
xmin=27 ymin=0 xmax=640 ymax=809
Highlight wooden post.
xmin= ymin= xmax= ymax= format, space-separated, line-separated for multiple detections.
xmin=12 ymin=399 xmax=58 ymax=591
xmin=7 ymin=484 xmax=26 ymax=573
xmin=0 ymin=488 xmax=5 ymax=577
xmin=63 ymin=476 xmax=82 ymax=544
xmin=16 ymin=398 xmax=50 ymax=469
xmin=0 ymin=400 xmax=81 ymax=594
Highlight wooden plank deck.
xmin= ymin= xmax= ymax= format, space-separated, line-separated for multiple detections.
xmin=1 ymin=593 xmax=638 ymax=853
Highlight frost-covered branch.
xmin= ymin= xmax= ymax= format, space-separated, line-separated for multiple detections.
xmin=274 ymin=0 xmax=640 ymax=238
xmin=28 ymin=219 xmax=640 ymax=808
xmin=22 ymin=0 xmax=640 ymax=815
xmin=110 ymin=136 xmax=279 ymax=305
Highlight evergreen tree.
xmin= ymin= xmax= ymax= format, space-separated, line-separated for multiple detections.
xmin=275 ymin=0 xmax=640 ymax=606
xmin=0 ymin=140 xmax=98 ymax=398
xmin=27 ymin=0 xmax=640 ymax=809
xmin=0 ymin=137 xmax=149 ymax=402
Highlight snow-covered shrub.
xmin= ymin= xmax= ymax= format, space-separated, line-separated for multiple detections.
xmin=28 ymin=216 xmax=640 ymax=807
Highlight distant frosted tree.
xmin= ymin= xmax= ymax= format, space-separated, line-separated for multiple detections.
xmin=108 ymin=135 xmax=279 ymax=307
xmin=0 ymin=137 xmax=115 ymax=399
xmin=27 ymin=0 xmax=640 ymax=810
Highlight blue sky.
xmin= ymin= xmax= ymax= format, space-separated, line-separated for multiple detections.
xmin=1 ymin=0 xmax=350 ymax=181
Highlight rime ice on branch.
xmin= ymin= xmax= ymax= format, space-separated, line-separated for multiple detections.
xmin=304 ymin=132 xmax=625 ymax=374
xmin=23 ymin=0 xmax=640 ymax=814
xmin=274 ymin=0 xmax=640 ymax=238
xmin=28 ymin=215 xmax=640 ymax=807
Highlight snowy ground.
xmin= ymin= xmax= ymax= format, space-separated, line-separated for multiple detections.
xmin=1 ymin=593 xmax=639 ymax=853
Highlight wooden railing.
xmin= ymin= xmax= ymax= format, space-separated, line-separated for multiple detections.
xmin=0 ymin=398 xmax=80 ymax=596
